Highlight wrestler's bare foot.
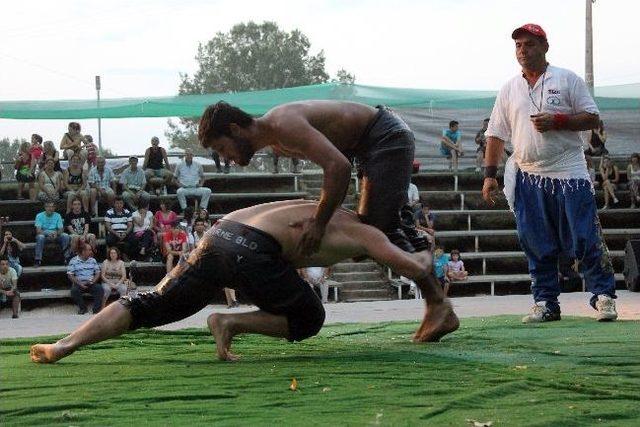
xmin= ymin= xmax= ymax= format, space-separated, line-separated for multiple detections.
xmin=413 ymin=300 xmax=460 ymax=343
xmin=30 ymin=343 xmax=72 ymax=364
xmin=207 ymin=313 xmax=240 ymax=362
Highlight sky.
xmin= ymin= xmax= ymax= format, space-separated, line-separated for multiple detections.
xmin=1 ymin=0 xmax=638 ymax=156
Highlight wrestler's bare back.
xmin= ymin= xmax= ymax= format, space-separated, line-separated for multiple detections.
xmin=263 ymin=101 xmax=377 ymax=157
xmin=222 ymin=199 xmax=370 ymax=266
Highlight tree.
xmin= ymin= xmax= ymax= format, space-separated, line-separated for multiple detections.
xmin=333 ymin=68 xmax=356 ymax=85
xmin=166 ymin=21 xmax=333 ymax=151
xmin=0 ymin=138 xmax=26 ymax=180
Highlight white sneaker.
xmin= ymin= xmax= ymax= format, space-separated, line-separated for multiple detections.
xmin=522 ymin=301 xmax=561 ymax=323
xmin=595 ymin=295 xmax=617 ymax=321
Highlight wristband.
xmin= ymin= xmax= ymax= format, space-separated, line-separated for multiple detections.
xmin=553 ymin=113 xmax=569 ymax=130
xmin=484 ymin=166 xmax=498 ymax=179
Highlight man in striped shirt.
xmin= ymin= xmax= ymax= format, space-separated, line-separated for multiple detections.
xmin=67 ymin=241 xmax=103 ymax=314
xmin=105 ymin=196 xmax=135 ymax=258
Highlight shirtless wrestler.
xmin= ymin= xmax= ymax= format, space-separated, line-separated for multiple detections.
xmin=31 ymin=200 xmax=458 ymax=363
xmin=198 ymin=101 xmax=428 ymax=256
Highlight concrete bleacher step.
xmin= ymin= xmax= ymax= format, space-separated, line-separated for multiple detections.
xmin=434 ymin=228 xmax=640 ymax=253
xmin=0 ymin=191 xmax=308 ymax=221
xmin=338 ymin=286 xmax=393 ymax=302
xmin=332 ymin=271 xmax=383 ymax=282
xmin=431 ymin=208 xmax=640 ymax=231
xmin=332 ymin=261 xmax=379 ymax=273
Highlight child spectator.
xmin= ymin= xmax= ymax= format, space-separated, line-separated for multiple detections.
xmin=29 ymin=134 xmax=44 ymax=171
xmin=446 ymin=249 xmax=468 ymax=282
xmin=15 ymin=142 xmax=36 ymax=200
xmin=37 ymin=158 xmax=63 ymax=203
xmin=433 ymin=246 xmax=451 ymax=296
xmin=440 ymin=120 xmax=463 ymax=170
xmin=0 ymin=258 xmax=21 ymax=318
xmin=600 ymin=156 xmax=619 ymax=209
xmin=0 ymin=230 xmax=25 ymax=277
xmin=65 ymin=197 xmax=97 ymax=255
xmin=163 ymin=222 xmax=188 ymax=274
xmin=627 ymin=153 xmax=640 ymax=209
xmin=101 ymin=247 xmax=128 ymax=308
xmin=83 ymin=135 xmax=98 ymax=168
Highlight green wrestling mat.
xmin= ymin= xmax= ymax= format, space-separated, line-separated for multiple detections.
xmin=2 ymin=316 xmax=639 ymax=426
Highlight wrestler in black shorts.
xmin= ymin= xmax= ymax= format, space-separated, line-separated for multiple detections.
xmin=119 ymin=220 xmax=325 ymax=342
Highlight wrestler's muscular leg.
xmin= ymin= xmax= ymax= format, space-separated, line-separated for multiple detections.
xmin=208 ymin=311 xmax=288 ymax=361
xmin=31 ymin=302 xmax=132 ymax=363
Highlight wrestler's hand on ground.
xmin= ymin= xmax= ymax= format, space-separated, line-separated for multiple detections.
xmin=289 ymin=217 xmax=325 ymax=257
xmin=482 ymin=177 xmax=499 ymax=206
xmin=530 ymin=113 xmax=554 ymax=133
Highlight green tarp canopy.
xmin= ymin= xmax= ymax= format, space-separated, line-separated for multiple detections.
xmin=1 ymin=83 xmax=638 ymax=119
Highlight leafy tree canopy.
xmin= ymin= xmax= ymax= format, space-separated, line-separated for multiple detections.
xmin=166 ymin=21 xmax=352 ymax=151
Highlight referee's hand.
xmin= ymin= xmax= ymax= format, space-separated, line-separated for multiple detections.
xmin=482 ymin=178 xmax=499 ymax=206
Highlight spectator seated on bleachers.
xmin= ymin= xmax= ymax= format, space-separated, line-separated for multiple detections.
xmin=34 ymin=201 xmax=70 ymax=267
xmin=105 ymin=196 xmax=136 ymax=260
xmin=101 ymin=247 xmax=128 ymax=307
xmin=440 ymin=120 xmax=463 ymax=170
xmin=143 ymin=136 xmax=173 ymax=195
xmin=584 ymin=120 xmax=608 ymax=157
xmin=37 ymin=158 xmax=63 ymax=203
xmin=62 ymin=153 xmax=90 ymax=214
xmin=88 ymin=156 xmax=116 ymax=216
xmin=162 ymin=222 xmax=188 ymax=274
xmin=153 ymin=201 xmax=178 ymax=246
xmin=600 ymin=156 xmax=620 ymax=209
xmin=14 ymin=141 xmax=36 ymax=200
xmin=83 ymin=135 xmax=98 ymax=169
xmin=38 ymin=140 xmax=62 ymax=172
xmin=196 ymin=207 xmax=211 ymax=230
xmin=0 ymin=258 xmax=21 ymax=318
xmin=433 ymin=246 xmax=451 ymax=296
xmin=0 ymin=230 xmax=25 ymax=277
xmin=174 ymin=148 xmax=211 ymax=212
xmin=59 ymin=121 xmax=88 ymax=163
xmin=586 ymin=155 xmax=599 ymax=188
xmin=446 ymin=249 xmax=468 ymax=282
xmin=131 ymin=202 xmax=155 ymax=260
xmin=190 ymin=219 xmax=207 ymax=250
xmin=29 ymin=134 xmax=44 ymax=171
xmin=67 ymin=241 xmax=103 ymax=315
xmin=65 ymin=197 xmax=97 ymax=255
xmin=627 ymin=153 xmax=640 ymax=208
xmin=180 ymin=206 xmax=195 ymax=236
xmin=120 ymin=156 xmax=149 ymax=211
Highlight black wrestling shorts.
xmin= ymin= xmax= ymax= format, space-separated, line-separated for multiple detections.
xmin=119 ymin=220 xmax=325 ymax=342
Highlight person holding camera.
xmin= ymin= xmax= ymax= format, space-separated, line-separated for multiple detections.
xmin=0 ymin=230 xmax=26 ymax=277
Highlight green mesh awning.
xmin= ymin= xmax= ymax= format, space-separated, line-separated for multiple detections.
xmin=1 ymin=83 xmax=638 ymax=120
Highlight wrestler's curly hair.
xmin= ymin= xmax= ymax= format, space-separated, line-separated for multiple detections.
xmin=198 ymin=101 xmax=254 ymax=145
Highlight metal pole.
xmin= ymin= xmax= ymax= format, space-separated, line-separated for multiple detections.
xmin=585 ymin=0 xmax=595 ymax=95
xmin=95 ymin=75 xmax=103 ymax=154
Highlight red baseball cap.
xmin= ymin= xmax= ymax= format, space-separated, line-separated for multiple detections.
xmin=512 ymin=24 xmax=547 ymax=41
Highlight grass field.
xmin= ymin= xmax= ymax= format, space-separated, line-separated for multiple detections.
xmin=2 ymin=316 xmax=640 ymax=426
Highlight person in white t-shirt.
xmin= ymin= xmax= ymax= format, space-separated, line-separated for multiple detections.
xmin=482 ymin=23 xmax=617 ymax=324
xmin=131 ymin=203 xmax=155 ymax=260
